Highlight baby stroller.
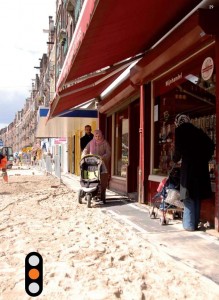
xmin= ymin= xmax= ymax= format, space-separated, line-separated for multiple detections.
xmin=78 ymin=154 xmax=104 ymax=208
xmin=149 ymin=166 xmax=183 ymax=225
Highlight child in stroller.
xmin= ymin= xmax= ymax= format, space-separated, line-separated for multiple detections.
xmin=78 ymin=154 xmax=106 ymax=208
xmin=149 ymin=166 xmax=183 ymax=225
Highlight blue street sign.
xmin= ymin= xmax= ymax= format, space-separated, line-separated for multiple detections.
xmin=0 ymin=139 xmax=3 ymax=147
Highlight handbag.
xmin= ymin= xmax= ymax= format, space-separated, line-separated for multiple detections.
xmin=165 ymin=189 xmax=184 ymax=208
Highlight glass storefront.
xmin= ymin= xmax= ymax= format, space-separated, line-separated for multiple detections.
xmin=152 ymin=47 xmax=216 ymax=177
xmin=114 ymin=107 xmax=129 ymax=178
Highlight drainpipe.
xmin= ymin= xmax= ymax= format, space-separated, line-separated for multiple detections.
xmin=215 ymin=36 xmax=219 ymax=231
xmin=138 ymin=85 xmax=145 ymax=203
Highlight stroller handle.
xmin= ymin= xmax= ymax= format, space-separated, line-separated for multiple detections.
xmin=80 ymin=154 xmax=102 ymax=161
xmin=168 ymin=162 xmax=180 ymax=175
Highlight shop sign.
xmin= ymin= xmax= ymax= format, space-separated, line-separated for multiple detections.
xmin=165 ymin=72 xmax=182 ymax=87
xmin=201 ymin=57 xmax=214 ymax=81
xmin=54 ymin=138 xmax=67 ymax=145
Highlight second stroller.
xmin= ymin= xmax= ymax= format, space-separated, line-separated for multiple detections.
xmin=149 ymin=166 xmax=183 ymax=225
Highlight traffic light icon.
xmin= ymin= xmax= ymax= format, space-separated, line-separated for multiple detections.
xmin=25 ymin=252 xmax=43 ymax=297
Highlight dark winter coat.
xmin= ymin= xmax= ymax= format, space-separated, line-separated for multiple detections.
xmin=173 ymin=123 xmax=214 ymax=200
xmin=80 ymin=133 xmax=94 ymax=151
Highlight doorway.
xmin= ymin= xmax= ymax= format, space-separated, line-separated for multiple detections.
xmin=127 ymin=99 xmax=140 ymax=193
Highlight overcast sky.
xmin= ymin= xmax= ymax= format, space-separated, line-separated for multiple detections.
xmin=0 ymin=0 xmax=55 ymax=130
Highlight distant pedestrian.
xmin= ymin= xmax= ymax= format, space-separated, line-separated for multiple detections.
xmin=80 ymin=125 xmax=94 ymax=151
xmin=31 ymin=156 xmax=34 ymax=166
xmin=46 ymin=149 xmax=53 ymax=158
xmin=0 ymin=154 xmax=8 ymax=183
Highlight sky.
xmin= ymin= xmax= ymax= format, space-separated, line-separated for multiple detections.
xmin=0 ymin=0 xmax=56 ymax=130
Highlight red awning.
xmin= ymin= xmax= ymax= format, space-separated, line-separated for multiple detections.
xmin=58 ymin=0 xmax=203 ymax=90
xmin=51 ymin=66 xmax=126 ymax=117
xmin=130 ymin=9 xmax=216 ymax=85
xmin=50 ymin=0 xmax=203 ymax=117
xmin=99 ymin=79 xmax=137 ymax=114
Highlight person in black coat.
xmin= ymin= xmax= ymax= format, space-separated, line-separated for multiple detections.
xmin=80 ymin=125 xmax=94 ymax=151
xmin=173 ymin=114 xmax=214 ymax=231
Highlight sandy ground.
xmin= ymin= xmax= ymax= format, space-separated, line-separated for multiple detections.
xmin=1 ymin=172 xmax=219 ymax=300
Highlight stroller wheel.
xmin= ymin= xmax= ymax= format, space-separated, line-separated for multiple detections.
xmin=173 ymin=212 xmax=179 ymax=219
xmin=149 ymin=211 xmax=157 ymax=219
xmin=78 ymin=190 xmax=83 ymax=204
xmin=87 ymin=194 xmax=91 ymax=208
xmin=160 ymin=217 xmax=169 ymax=225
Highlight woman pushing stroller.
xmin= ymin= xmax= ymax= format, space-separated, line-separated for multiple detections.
xmin=81 ymin=129 xmax=111 ymax=203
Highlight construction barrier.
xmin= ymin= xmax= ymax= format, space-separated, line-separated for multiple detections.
xmin=54 ymin=155 xmax=61 ymax=180
xmin=37 ymin=159 xmax=46 ymax=171
xmin=33 ymin=155 xmax=61 ymax=181
xmin=45 ymin=156 xmax=53 ymax=174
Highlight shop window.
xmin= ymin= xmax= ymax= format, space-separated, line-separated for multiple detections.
xmin=153 ymin=50 xmax=216 ymax=177
xmin=114 ymin=108 xmax=129 ymax=177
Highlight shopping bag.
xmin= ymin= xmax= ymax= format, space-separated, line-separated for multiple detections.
xmin=165 ymin=189 xmax=184 ymax=208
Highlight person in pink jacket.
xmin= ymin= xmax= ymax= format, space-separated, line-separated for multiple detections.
xmin=82 ymin=129 xmax=111 ymax=203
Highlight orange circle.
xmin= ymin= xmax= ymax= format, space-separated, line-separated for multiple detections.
xmin=29 ymin=268 xmax=40 ymax=280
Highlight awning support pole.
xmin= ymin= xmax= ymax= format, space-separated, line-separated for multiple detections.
xmin=138 ymin=85 xmax=145 ymax=203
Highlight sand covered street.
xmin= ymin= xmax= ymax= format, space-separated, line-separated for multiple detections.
xmin=1 ymin=170 xmax=219 ymax=299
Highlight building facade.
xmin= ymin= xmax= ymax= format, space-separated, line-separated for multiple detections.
xmin=1 ymin=1 xmax=218 ymax=230
xmin=49 ymin=1 xmax=219 ymax=230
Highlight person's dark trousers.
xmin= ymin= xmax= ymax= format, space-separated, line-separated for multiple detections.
xmin=183 ymin=197 xmax=200 ymax=231
xmin=100 ymin=173 xmax=109 ymax=203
